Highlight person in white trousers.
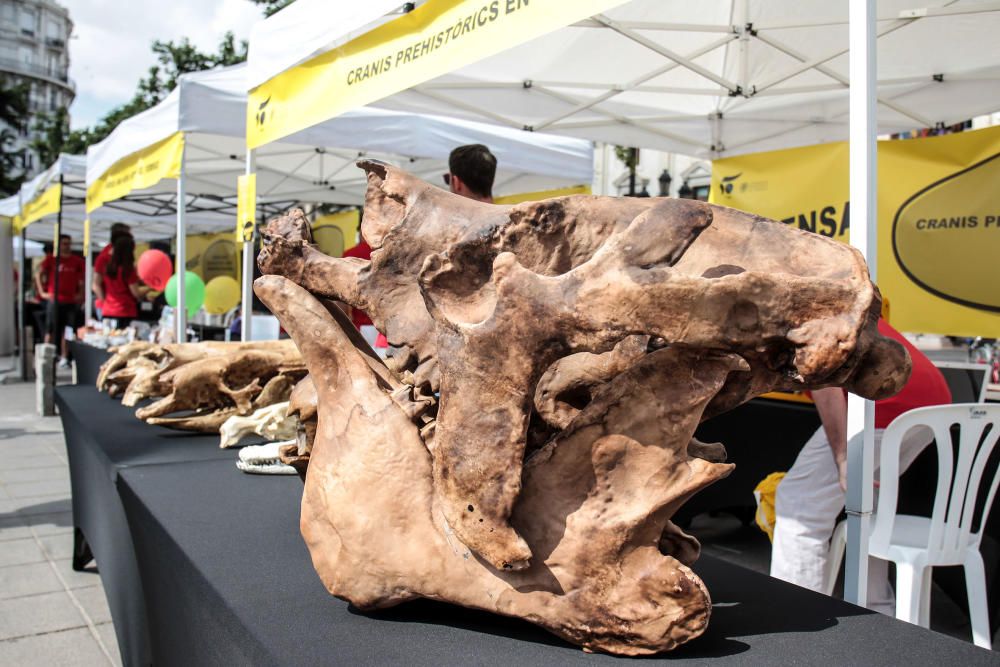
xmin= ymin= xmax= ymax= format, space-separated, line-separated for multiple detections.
xmin=770 ymin=320 xmax=951 ymax=614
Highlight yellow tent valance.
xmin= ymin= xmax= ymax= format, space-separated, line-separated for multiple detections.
xmin=247 ymin=0 xmax=628 ymax=148
xmin=87 ymin=132 xmax=185 ymax=212
xmin=494 ymin=184 xmax=591 ymax=205
xmin=15 ymin=183 xmax=62 ymax=233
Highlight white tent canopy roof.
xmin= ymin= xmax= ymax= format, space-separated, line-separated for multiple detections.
xmin=15 ymin=153 xmax=234 ymax=243
xmin=249 ymin=0 xmax=1000 ymax=158
xmin=88 ymin=63 xmax=593 ymax=212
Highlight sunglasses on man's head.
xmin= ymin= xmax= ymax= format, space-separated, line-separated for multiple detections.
xmin=442 ymin=173 xmax=451 ymax=186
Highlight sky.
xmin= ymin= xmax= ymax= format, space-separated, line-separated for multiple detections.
xmin=62 ymin=0 xmax=265 ymax=130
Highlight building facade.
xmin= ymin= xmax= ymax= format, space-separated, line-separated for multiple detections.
xmin=0 ymin=0 xmax=74 ymax=179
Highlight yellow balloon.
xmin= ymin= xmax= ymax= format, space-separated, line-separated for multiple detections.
xmin=203 ymin=276 xmax=241 ymax=315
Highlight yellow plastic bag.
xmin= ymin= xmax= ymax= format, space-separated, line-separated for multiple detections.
xmin=753 ymin=472 xmax=786 ymax=542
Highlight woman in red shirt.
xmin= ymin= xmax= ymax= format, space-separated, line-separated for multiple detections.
xmin=99 ymin=235 xmax=149 ymax=329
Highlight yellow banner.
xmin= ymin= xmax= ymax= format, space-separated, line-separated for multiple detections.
xmin=495 ymin=184 xmax=591 ymax=205
xmin=87 ymin=133 xmax=184 ymax=212
xmin=710 ymin=125 xmax=1000 ymax=337
xmin=247 ymin=0 xmax=628 ymax=148
xmin=237 ymin=173 xmax=257 ymax=243
xmin=17 ymin=183 xmax=63 ymax=231
xmin=314 ymin=209 xmax=361 ymax=257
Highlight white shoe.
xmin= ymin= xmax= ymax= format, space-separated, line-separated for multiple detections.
xmin=57 ymin=358 xmax=70 ymax=369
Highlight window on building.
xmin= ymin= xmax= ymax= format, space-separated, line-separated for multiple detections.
xmin=1 ymin=4 xmax=15 ymax=23
xmin=47 ymin=19 xmax=61 ymax=39
xmin=19 ymin=45 xmax=33 ymax=65
xmin=20 ymin=7 xmax=36 ymax=35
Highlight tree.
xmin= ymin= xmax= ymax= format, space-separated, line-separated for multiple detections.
xmin=0 ymin=78 xmax=30 ymax=196
xmin=249 ymin=0 xmax=296 ymax=17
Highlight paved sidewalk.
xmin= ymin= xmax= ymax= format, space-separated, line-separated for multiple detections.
xmin=0 ymin=375 xmax=121 ymax=666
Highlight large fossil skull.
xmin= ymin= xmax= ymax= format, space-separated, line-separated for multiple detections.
xmin=131 ymin=340 xmax=306 ymax=432
xmin=256 ymin=161 xmax=909 ymax=654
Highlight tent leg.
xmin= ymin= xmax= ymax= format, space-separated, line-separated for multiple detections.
xmin=176 ymin=146 xmax=188 ymax=342
xmin=83 ymin=222 xmax=93 ymax=330
xmin=845 ymin=0 xmax=879 ymax=609
xmin=241 ymin=149 xmax=255 ymax=342
xmin=18 ymin=228 xmax=27 ymax=380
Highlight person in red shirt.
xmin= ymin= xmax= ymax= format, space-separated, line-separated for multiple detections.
xmin=91 ymin=223 xmax=131 ymax=317
xmin=97 ymin=235 xmax=149 ymax=329
xmin=341 ymin=240 xmax=373 ymax=329
xmin=771 ymin=319 xmax=952 ymax=614
xmin=35 ymin=234 xmax=84 ymax=367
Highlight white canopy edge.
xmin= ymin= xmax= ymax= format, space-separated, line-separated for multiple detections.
xmin=88 ymin=63 xmax=593 ymax=207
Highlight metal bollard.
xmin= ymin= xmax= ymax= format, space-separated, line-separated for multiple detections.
xmin=35 ymin=343 xmax=56 ymax=416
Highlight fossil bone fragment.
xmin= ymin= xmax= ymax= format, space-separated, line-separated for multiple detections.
xmin=219 ymin=401 xmax=298 ymax=448
xmin=256 ymin=162 xmax=909 ymax=653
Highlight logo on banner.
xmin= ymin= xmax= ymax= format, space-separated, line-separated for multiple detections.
xmin=892 ymin=151 xmax=1000 ymax=312
xmin=255 ymin=96 xmax=271 ymax=128
xmin=718 ymin=173 xmax=742 ymax=196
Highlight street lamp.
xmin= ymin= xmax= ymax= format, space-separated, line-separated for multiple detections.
xmin=678 ymin=180 xmax=693 ymax=199
xmin=658 ymin=169 xmax=672 ymax=196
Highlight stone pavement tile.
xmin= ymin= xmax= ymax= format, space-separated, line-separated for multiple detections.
xmin=37 ymin=533 xmax=74 ymax=560
xmin=0 ymin=515 xmax=32 ymax=542
xmin=3 ymin=454 xmax=66 ymax=471
xmin=23 ymin=511 xmax=74 ymax=538
xmin=0 ymin=562 xmax=64 ymax=599
xmin=0 ymin=465 xmax=69 ymax=485
xmin=95 ymin=622 xmax=122 ymax=667
xmin=0 ymin=626 xmax=110 ymax=666
xmin=72 ymin=586 xmax=112 ymax=625
xmin=0 ymin=590 xmax=86 ymax=640
xmin=5 ymin=478 xmax=71 ymax=499
xmin=51 ymin=559 xmax=102 ymax=590
xmin=0 ymin=537 xmax=47 ymax=567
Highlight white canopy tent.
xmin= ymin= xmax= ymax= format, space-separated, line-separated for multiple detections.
xmin=88 ymin=62 xmax=593 ymax=340
xmin=246 ymin=0 xmax=1000 ymax=610
xmin=247 ymin=0 xmax=1000 ymax=159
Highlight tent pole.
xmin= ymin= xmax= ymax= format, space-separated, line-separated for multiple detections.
xmin=83 ymin=218 xmax=92 ymax=328
xmin=50 ymin=175 xmax=64 ymax=346
xmin=176 ymin=144 xmax=188 ymax=341
xmin=845 ymin=0 xmax=878 ymax=609
xmin=18 ymin=227 xmax=27 ymax=380
xmin=241 ymin=149 xmax=255 ymax=342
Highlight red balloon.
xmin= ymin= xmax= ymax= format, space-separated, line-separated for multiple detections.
xmin=136 ymin=249 xmax=173 ymax=291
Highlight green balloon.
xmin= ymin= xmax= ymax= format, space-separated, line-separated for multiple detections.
xmin=165 ymin=271 xmax=206 ymax=317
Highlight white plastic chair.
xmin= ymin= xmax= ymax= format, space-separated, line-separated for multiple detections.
xmin=828 ymin=404 xmax=1000 ymax=648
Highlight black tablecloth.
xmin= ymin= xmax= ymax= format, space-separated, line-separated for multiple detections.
xmin=68 ymin=340 xmax=111 ymax=386
xmin=117 ymin=458 xmax=996 ymax=667
xmin=56 ymin=386 xmax=235 ymax=667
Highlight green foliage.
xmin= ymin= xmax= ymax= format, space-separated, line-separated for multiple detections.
xmin=613 ymin=145 xmax=639 ymax=169
xmin=249 ymin=0 xmax=296 ymax=17
xmin=0 ymin=78 xmax=30 ymax=196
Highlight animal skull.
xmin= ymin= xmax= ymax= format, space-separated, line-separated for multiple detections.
xmin=133 ymin=342 xmax=306 ymax=432
xmin=219 ymin=401 xmax=299 ymax=448
xmin=255 ymin=161 xmax=910 ymax=654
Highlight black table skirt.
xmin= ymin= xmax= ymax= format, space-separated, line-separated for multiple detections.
xmin=68 ymin=340 xmax=111 ymax=387
xmin=117 ymin=458 xmax=995 ymax=666
xmin=56 ymin=386 xmax=236 ymax=667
